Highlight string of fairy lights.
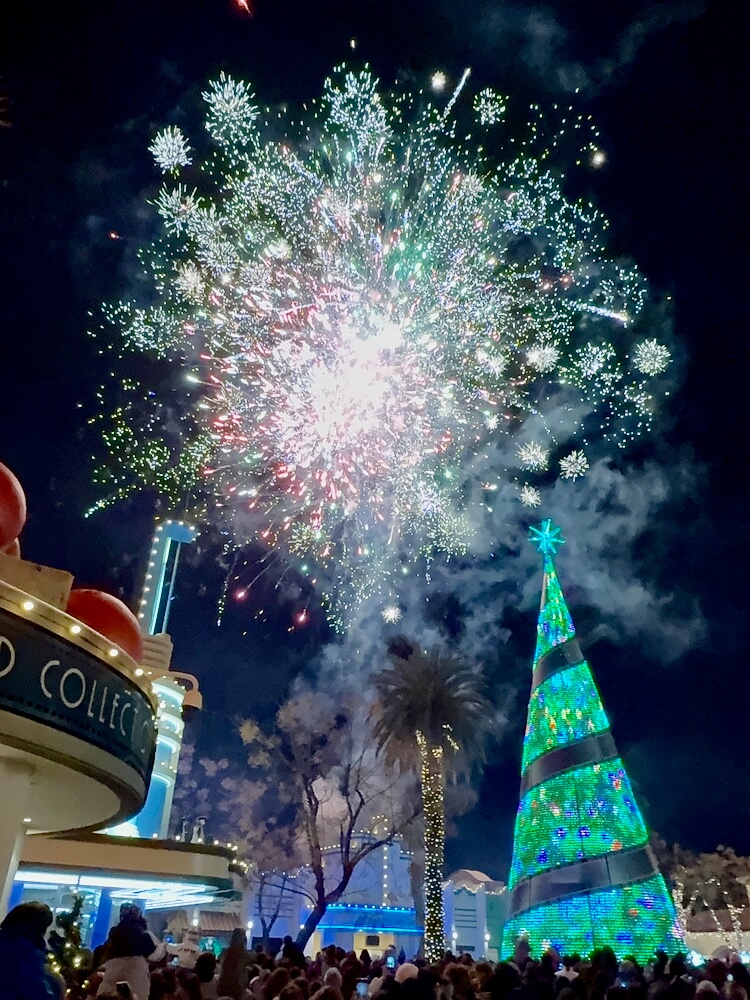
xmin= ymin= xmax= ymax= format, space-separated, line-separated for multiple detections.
xmin=416 ymin=729 xmax=446 ymax=963
xmin=90 ymin=67 xmax=672 ymax=629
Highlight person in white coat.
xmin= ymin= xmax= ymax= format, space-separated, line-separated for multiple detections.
xmin=167 ymin=928 xmax=202 ymax=969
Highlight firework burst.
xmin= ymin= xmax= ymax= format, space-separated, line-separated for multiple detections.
xmin=519 ymin=485 xmax=543 ymax=509
xmin=559 ymin=450 xmax=590 ymax=480
xmin=92 ymin=67 xmax=672 ymax=628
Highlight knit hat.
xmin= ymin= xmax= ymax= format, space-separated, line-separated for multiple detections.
xmin=696 ymin=983 xmax=720 ymax=995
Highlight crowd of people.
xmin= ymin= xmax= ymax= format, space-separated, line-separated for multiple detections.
xmin=2 ymin=900 xmax=750 ymax=1000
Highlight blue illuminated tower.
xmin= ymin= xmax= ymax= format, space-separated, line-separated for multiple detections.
xmin=501 ymin=521 xmax=683 ymax=960
xmin=110 ymin=519 xmax=197 ymax=839
xmin=137 ymin=519 xmax=197 ymax=636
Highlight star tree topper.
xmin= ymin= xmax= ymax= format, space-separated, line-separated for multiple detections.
xmin=528 ymin=519 xmax=566 ymax=557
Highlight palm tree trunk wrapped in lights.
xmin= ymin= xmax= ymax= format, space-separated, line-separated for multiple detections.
xmin=374 ymin=638 xmax=492 ymax=962
xmin=417 ymin=730 xmax=446 ymax=960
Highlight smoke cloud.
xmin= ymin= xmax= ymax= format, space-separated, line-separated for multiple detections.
xmin=424 ymin=0 xmax=707 ymax=95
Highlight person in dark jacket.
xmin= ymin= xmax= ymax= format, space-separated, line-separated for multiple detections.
xmin=0 ymin=900 xmax=57 ymax=1000
xmin=97 ymin=903 xmax=163 ymax=999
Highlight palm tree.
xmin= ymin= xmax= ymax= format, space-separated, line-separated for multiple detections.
xmin=373 ymin=636 xmax=492 ymax=962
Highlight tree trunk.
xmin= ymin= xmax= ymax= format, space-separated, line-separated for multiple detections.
xmin=295 ymin=904 xmax=327 ymax=949
xmin=294 ymin=861 xmax=356 ymax=950
xmin=418 ymin=731 xmax=445 ymax=962
xmin=260 ymin=921 xmax=271 ymax=953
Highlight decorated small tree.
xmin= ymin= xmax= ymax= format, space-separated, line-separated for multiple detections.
xmin=48 ymin=895 xmax=88 ymax=996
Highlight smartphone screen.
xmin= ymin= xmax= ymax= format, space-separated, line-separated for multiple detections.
xmin=386 ymin=957 xmax=396 ymax=969
xmin=357 ymin=981 xmax=369 ymax=996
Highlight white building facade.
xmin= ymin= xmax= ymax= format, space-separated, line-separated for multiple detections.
xmin=443 ymin=870 xmax=507 ymax=960
xmin=239 ymin=850 xmax=507 ymax=959
xmin=245 ymin=834 xmax=421 ymax=958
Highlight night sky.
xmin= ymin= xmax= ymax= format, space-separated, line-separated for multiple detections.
xmin=1 ymin=0 xmax=747 ymax=878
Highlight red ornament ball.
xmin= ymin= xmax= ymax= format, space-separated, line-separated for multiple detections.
xmin=1 ymin=537 xmax=21 ymax=558
xmin=0 ymin=463 xmax=26 ymax=550
xmin=66 ymin=589 xmax=144 ymax=663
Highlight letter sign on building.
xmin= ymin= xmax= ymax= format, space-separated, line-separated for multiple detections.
xmin=0 ymin=607 xmax=156 ymax=785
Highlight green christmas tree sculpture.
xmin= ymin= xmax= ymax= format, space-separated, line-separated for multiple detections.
xmin=502 ymin=520 xmax=684 ymax=960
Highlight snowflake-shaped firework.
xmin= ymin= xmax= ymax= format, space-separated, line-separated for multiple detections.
xmin=527 ymin=343 xmax=561 ymax=373
xmin=559 ymin=450 xmax=589 ymax=480
xmin=517 ymin=442 xmax=550 ymax=472
xmin=148 ymin=126 xmax=192 ymax=174
xmin=93 ymin=67 xmax=672 ymax=628
xmin=474 ymin=88 xmax=507 ymax=127
xmin=382 ymin=605 xmax=403 ymax=624
xmin=519 ymin=485 xmax=543 ymax=509
xmin=633 ymin=339 xmax=672 ymax=376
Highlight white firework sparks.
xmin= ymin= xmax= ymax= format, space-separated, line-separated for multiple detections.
xmin=149 ymin=126 xmax=192 ymax=174
xmin=415 ymin=482 xmax=444 ymax=516
xmin=95 ymin=67 xmax=673 ymax=630
xmin=527 ymin=343 xmax=561 ymax=373
xmin=559 ymin=450 xmax=589 ymax=480
xmin=460 ymin=171 xmax=484 ymax=199
xmin=202 ymin=72 xmax=259 ymax=145
xmin=174 ymin=263 xmax=204 ymax=302
xmin=154 ymin=185 xmax=199 ymax=233
xmin=483 ymin=354 xmax=507 ymax=376
xmin=382 ymin=605 xmax=402 ymax=623
xmin=517 ymin=442 xmax=549 ymax=471
xmin=633 ymin=339 xmax=672 ymax=376
xmin=474 ymin=88 xmax=507 ymax=126
xmin=265 ymin=237 xmax=292 ymax=260
xmin=519 ymin=485 xmax=543 ymax=508
xmin=591 ymin=148 xmax=607 ymax=168
xmin=577 ymin=343 xmax=615 ymax=378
